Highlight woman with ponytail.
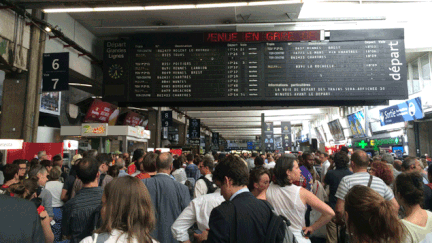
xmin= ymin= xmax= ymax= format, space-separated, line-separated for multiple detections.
xmin=9 ymin=178 xmax=54 ymax=243
xmin=396 ymin=172 xmax=432 ymax=242
xmin=344 ymin=185 xmax=406 ymax=243
xmin=80 ymin=176 xmax=158 ymax=243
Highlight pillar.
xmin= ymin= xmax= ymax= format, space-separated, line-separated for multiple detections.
xmin=148 ymin=108 xmax=162 ymax=148
xmin=178 ymin=122 xmax=187 ymax=146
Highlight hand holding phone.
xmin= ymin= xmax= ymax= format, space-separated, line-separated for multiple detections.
xmin=301 ymin=229 xmax=311 ymax=238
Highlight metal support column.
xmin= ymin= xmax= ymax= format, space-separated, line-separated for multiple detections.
xmin=261 ymin=113 xmax=265 ymax=153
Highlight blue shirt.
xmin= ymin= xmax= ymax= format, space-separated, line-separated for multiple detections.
xmin=118 ymin=170 xmax=129 ymax=177
xmin=230 ymin=188 xmax=249 ymax=201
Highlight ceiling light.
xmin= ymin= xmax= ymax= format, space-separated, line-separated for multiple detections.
xmin=248 ymin=0 xmax=300 ymax=5
xmin=128 ymin=107 xmax=148 ymax=111
xmin=69 ymin=83 xmax=93 ymax=87
xmin=93 ymin=6 xmax=145 ymax=11
xmin=145 ymin=5 xmax=196 ymax=10
xmin=196 ymin=2 xmax=248 ymax=8
xmin=44 ymin=26 xmax=52 ymax=32
xmin=43 ymin=8 xmax=93 ymax=13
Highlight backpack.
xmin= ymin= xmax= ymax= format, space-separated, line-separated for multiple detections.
xmin=198 ymin=175 xmax=217 ymax=194
xmin=263 ymin=201 xmax=298 ymax=243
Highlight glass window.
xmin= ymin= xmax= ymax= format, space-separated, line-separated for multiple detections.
xmin=413 ymin=79 xmax=421 ymax=93
xmin=412 ymin=61 xmax=420 ymax=80
xmin=421 ymin=54 xmax=431 ymax=80
xmin=408 ymin=79 xmax=413 ymax=94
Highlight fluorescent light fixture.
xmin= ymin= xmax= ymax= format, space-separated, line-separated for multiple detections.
xmin=196 ymin=2 xmax=248 ymax=8
xmin=43 ymin=8 xmax=93 ymax=13
xmin=145 ymin=5 xmax=196 ymax=10
xmin=128 ymin=107 xmax=148 ymax=111
xmin=69 ymin=83 xmax=93 ymax=87
xmin=44 ymin=26 xmax=52 ymax=32
xmin=91 ymin=96 xmax=103 ymax=99
xmin=93 ymin=6 xmax=145 ymax=11
xmin=248 ymin=0 xmax=299 ymax=5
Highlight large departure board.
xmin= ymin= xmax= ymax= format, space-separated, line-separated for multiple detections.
xmin=103 ymin=29 xmax=407 ymax=106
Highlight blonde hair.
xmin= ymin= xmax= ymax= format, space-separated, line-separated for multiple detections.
xmin=96 ymin=176 xmax=155 ymax=243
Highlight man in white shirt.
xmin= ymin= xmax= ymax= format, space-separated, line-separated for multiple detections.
xmin=194 ymin=155 xmax=217 ymax=198
xmin=320 ymin=152 xmax=330 ymax=183
xmin=171 ymin=189 xmax=224 ymax=242
xmin=264 ymin=155 xmax=276 ymax=169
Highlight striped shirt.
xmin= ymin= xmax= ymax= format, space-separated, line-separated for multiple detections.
xmin=335 ymin=172 xmax=394 ymax=201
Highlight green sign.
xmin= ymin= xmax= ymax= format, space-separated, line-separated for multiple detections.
xmin=353 ymin=137 xmax=402 ymax=149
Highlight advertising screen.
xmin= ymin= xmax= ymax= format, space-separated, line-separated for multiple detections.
xmin=328 ymin=119 xmax=345 ymax=141
xmin=347 ymin=110 xmax=367 ymax=138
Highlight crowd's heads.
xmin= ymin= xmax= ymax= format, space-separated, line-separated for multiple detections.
xmin=141 ymin=152 xmax=157 ymax=173
xmin=344 ymin=185 xmax=406 ymax=243
xmin=273 ymin=154 xmax=299 ymax=187
xmin=381 ymin=153 xmax=394 ymax=165
xmin=38 ymin=151 xmax=48 ymax=160
xmin=108 ymin=165 xmax=120 ymax=178
xmin=156 ymin=153 xmax=173 ymax=171
xmin=213 ymin=155 xmax=249 ymax=188
xmin=370 ymin=162 xmax=394 ymax=186
xmin=49 ymin=166 xmax=62 ymax=181
xmin=351 ymin=150 xmax=369 ymax=168
xmin=132 ymin=149 xmax=145 ymax=163
xmin=71 ymin=154 xmax=83 ymax=166
xmin=77 ymin=157 xmax=100 ymax=184
xmin=248 ymin=167 xmax=271 ymax=192
xmin=186 ymin=153 xmax=194 ymax=162
xmin=40 ymin=160 xmax=53 ymax=172
xmin=394 ymin=160 xmax=403 ymax=172
xmin=402 ymin=157 xmax=422 ymax=173
xmin=334 ymin=152 xmax=349 ymax=169
xmin=340 ymin=146 xmax=349 ymax=154
xmin=96 ymin=154 xmax=111 ymax=173
xmin=52 ymin=155 xmax=63 ymax=167
xmin=251 ymin=152 xmax=258 ymax=158
xmin=319 ymin=152 xmax=329 ymax=163
xmin=218 ymin=153 xmax=226 ymax=162
xmin=254 ymin=156 xmax=265 ymax=167
xmin=200 ymin=154 xmax=215 ymax=175
xmin=84 ymin=149 xmax=98 ymax=159
xmin=97 ymin=177 xmax=155 ymax=242
xmin=9 ymin=178 xmax=39 ymax=200
xmin=302 ymin=152 xmax=314 ymax=167
xmin=3 ymin=164 xmax=19 ymax=183
xmin=115 ymin=158 xmax=125 ymax=168
xmin=28 ymin=165 xmax=48 ymax=187
xmin=12 ymin=159 xmax=27 ymax=178
xmin=395 ymin=172 xmax=424 ymax=207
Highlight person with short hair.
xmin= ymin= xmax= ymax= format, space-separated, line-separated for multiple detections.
xmin=115 ymin=158 xmax=128 ymax=177
xmin=107 ymin=165 xmax=120 ymax=178
xmin=403 ymin=157 xmax=429 ymax=184
xmin=80 ymin=176 xmax=158 ymax=243
xmin=38 ymin=151 xmax=48 ymax=161
xmin=53 ymin=154 xmax=68 ymax=182
xmin=143 ymin=153 xmax=191 ymax=243
xmin=29 ymin=165 xmax=54 ymax=222
xmin=62 ymin=157 xmax=103 ymax=243
xmin=245 ymin=152 xmax=257 ymax=170
xmin=319 ymin=152 xmax=330 ymax=183
xmin=254 ymin=156 xmax=265 ymax=168
xmin=196 ymin=155 xmax=274 ymax=243
xmin=1 ymin=164 xmax=20 ymax=193
xmin=396 ymin=172 xmax=432 ymax=243
xmin=40 ymin=160 xmax=53 ymax=173
xmin=248 ymin=166 xmax=271 ymax=200
xmin=335 ymin=150 xmax=399 ymax=225
xmin=186 ymin=153 xmax=200 ymax=182
xmin=344 ymin=185 xmax=407 ymax=243
xmin=44 ymin=166 xmax=64 ymax=241
xmin=135 ymin=152 xmax=157 ymax=179
xmin=194 ymin=154 xmax=216 ymax=198
xmin=394 ymin=159 xmax=403 ymax=172
xmin=267 ymin=155 xmax=334 ymax=243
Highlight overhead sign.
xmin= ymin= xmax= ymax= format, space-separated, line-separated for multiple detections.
xmin=263 ymin=122 xmax=274 ymax=150
xmin=0 ymin=139 xmax=24 ymax=150
xmin=40 ymin=92 xmax=61 ymax=116
xmin=42 ymin=52 xmax=69 ymax=92
xmin=103 ymin=29 xmax=407 ymax=106
xmin=189 ymin=119 xmax=200 ymax=139
xmin=81 ymin=123 xmax=108 ymax=136
xmin=379 ymin=97 xmax=423 ymax=126
xmin=123 ymin=111 xmax=145 ymax=126
xmin=162 ymin=111 xmax=173 ymax=127
xmin=281 ymin=122 xmax=292 ymax=151
xmin=352 ymin=137 xmax=403 ymax=151
xmin=63 ymin=140 xmax=79 ymax=150
xmin=347 ymin=110 xmax=367 ymax=138
xmin=212 ymin=132 xmax=219 ymax=146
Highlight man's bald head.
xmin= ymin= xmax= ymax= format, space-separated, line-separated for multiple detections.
xmin=156 ymin=152 xmax=173 ymax=170
xmin=351 ymin=150 xmax=369 ymax=168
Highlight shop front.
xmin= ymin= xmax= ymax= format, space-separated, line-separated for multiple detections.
xmin=351 ymin=136 xmax=404 ymax=158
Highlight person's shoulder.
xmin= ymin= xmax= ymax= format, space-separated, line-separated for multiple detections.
xmin=80 ymin=235 xmax=93 ymax=243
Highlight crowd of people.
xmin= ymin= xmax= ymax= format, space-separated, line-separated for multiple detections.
xmin=1 ymin=147 xmax=432 ymax=243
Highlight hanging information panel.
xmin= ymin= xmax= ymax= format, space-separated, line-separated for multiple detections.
xmin=103 ymin=29 xmax=407 ymax=105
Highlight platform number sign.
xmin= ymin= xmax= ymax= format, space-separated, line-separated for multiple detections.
xmin=212 ymin=132 xmax=219 ymax=145
xmin=161 ymin=111 xmax=172 ymax=127
xmin=189 ymin=119 xmax=200 ymax=139
xmin=42 ymin=52 xmax=69 ymax=92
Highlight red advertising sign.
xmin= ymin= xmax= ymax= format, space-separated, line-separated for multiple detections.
xmin=123 ymin=111 xmax=145 ymax=126
xmin=170 ymin=149 xmax=182 ymax=157
xmin=7 ymin=142 xmax=64 ymax=164
xmin=84 ymin=99 xmax=119 ymax=125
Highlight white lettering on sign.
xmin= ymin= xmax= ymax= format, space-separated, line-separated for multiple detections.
xmin=388 ymin=41 xmax=402 ymax=81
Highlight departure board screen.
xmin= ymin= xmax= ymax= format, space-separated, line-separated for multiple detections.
xmin=103 ymin=29 xmax=407 ymax=105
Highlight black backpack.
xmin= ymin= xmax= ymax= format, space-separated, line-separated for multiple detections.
xmin=199 ymin=175 xmax=217 ymax=194
xmin=263 ymin=201 xmax=298 ymax=243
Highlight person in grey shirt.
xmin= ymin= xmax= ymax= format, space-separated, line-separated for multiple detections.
xmin=29 ymin=165 xmax=54 ymax=221
xmin=381 ymin=153 xmax=401 ymax=180
xmin=143 ymin=153 xmax=191 ymax=243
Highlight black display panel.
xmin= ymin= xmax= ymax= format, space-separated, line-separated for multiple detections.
xmin=103 ymin=29 xmax=407 ymax=106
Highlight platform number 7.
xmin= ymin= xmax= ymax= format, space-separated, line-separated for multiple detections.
xmin=52 ymin=79 xmax=59 ymax=90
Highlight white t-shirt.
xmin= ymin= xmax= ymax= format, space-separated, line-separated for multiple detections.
xmin=264 ymin=161 xmax=276 ymax=169
xmin=403 ymin=210 xmax=432 ymax=243
xmin=80 ymin=229 xmax=158 ymax=243
xmin=44 ymin=181 xmax=64 ymax=207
